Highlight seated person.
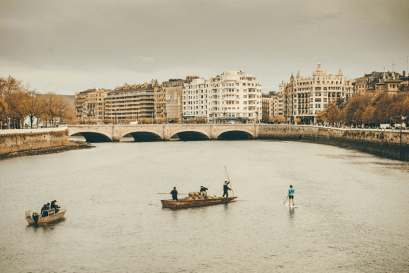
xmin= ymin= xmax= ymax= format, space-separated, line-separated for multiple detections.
xmin=200 ymin=186 xmax=208 ymax=195
xmin=41 ymin=204 xmax=49 ymax=217
xmin=51 ymin=200 xmax=60 ymax=213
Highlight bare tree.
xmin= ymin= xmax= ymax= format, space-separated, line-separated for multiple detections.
xmin=41 ymin=93 xmax=74 ymax=125
xmin=25 ymin=91 xmax=44 ymax=128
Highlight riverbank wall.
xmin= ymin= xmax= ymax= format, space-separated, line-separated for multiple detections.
xmin=0 ymin=128 xmax=93 ymax=160
xmin=258 ymin=125 xmax=409 ymax=161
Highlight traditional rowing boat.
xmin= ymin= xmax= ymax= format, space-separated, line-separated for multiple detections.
xmin=25 ymin=209 xmax=67 ymax=225
xmin=161 ymin=196 xmax=237 ymax=209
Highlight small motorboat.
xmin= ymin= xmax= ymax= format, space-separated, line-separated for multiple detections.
xmin=25 ymin=208 xmax=67 ymax=225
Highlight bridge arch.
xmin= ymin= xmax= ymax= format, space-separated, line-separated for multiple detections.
xmin=69 ymin=131 xmax=112 ymax=142
xmin=217 ymin=129 xmax=254 ymax=140
xmin=120 ymin=131 xmax=163 ymax=142
xmin=170 ymin=129 xmax=210 ymax=141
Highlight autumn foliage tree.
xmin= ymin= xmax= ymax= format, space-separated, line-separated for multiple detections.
xmin=276 ymin=116 xmax=286 ymax=123
xmin=0 ymin=76 xmax=75 ymax=128
xmin=316 ymin=91 xmax=409 ymax=127
xmin=268 ymin=117 xmax=277 ymax=123
xmin=0 ymin=76 xmax=30 ymax=128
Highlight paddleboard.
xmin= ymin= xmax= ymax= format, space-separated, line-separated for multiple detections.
xmin=286 ymin=204 xmax=297 ymax=208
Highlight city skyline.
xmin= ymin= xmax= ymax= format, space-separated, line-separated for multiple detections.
xmin=1 ymin=0 xmax=408 ymax=95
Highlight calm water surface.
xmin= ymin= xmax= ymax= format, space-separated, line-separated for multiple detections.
xmin=0 ymin=141 xmax=408 ymax=272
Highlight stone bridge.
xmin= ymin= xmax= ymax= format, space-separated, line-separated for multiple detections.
xmin=67 ymin=124 xmax=260 ymax=142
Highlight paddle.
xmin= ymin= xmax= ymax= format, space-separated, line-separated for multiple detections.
xmin=283 ymin=196 xmax=288 ymax=205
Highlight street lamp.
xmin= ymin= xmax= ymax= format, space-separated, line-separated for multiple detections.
xmin=400 ymin=116 xmax=407 ymax=160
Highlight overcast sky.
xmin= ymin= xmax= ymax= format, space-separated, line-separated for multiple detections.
xmin=0 ymin=0 xmax=408 ymax=95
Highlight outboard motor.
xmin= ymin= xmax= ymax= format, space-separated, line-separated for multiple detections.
xmin=32 ymin=212 xmax=39 ymax=225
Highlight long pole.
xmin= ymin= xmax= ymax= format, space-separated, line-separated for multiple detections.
xmin=224 ymin=164 xmax=234 ymax=197
xmin=207 ymin=177 xmax=217 ymax=189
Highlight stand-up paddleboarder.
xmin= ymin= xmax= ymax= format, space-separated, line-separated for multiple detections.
xmin=288 ymin=185 xmax=295 ymax=207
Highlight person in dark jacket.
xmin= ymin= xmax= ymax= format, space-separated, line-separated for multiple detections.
xmin=200 ymin=186 xmax=208 ymax=194
xmin=223 ymin=181 xmax=231 ymax=198
xmin=51 ymin=200 xmax=60 ymax=213
xmin=170 ymin=187 xmax=179 ymax=201
xmin=41 ymin=204 xmax=49 ymax=217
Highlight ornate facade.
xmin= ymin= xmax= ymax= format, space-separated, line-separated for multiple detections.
xmin=279 ymin=63 xmax=355 ymax=122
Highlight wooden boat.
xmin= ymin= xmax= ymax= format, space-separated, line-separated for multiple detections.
xmin=161 ymin=196 xmax=237 ymax=209
xmin=25 ymin=209 xmax=67 ymax=225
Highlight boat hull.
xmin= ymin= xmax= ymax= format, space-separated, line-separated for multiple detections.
xmin=25 ymin=209 xmax=67 ymax=225
xmin=161 ymin=197 xmax=237 ymax=209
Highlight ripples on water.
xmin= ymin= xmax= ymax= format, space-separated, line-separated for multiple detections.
xmin=0 ymin=141 xmax=408 ymax=272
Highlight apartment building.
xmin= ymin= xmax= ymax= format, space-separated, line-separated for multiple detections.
xmin=354 ymin=70 xmax=407 ymax=94
xmin=104 ymin=80 xmax=159 ymax=122
xmin=74 ymin=88 xmax=111 ymax=123
xmin=262 ymin=91 xmax=279 ymax=120
xmin=161 ymin=76 xmax=198 ymax=121
xmin=279 ymin=63 xmax=355 ymax=123
xmin=182 ymin=71 xmax=262 ymax=122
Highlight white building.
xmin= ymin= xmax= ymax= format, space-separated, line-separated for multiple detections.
xmin=279 ymin=63 xmax=355 ymax=123
xmin=182 ymin=71 xmax=262 ymax=123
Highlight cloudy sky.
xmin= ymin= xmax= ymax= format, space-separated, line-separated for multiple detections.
xmin=0 ymin=0 xmax=408 ymax=95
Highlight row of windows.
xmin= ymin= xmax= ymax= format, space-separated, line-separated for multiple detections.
xmin=183 ymin=88 xmax=261 ymax=94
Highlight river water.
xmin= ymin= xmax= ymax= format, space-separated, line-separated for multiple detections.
xmin=0 ymin=140 xmax=408 ymax=272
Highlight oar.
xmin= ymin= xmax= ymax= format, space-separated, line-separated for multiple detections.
xmin=283 ymin=196 xmax=288 ymax=205
xmin=224 ymin=164 xmax=234 ymax=198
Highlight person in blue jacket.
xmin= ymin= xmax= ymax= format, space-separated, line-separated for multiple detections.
xmin=288 ymin=185 xmax=295 ymax=206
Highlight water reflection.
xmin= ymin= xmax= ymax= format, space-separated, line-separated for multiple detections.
xmin=288 ymin=207 xmax=295 ymax=217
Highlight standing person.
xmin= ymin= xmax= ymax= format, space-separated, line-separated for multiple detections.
xmin=288 ymin=185 xmax=295 ymax=206
xmin=223 ymin=181 xmax=231 ymax=198
xmin=170 ymin=187 xmax=179 ymax=201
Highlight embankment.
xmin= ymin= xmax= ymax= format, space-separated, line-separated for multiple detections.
xmin=0 ymin=128 xmax=93 ymax=160
xmin=258 ymin=125 xmax=409 ymax=161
